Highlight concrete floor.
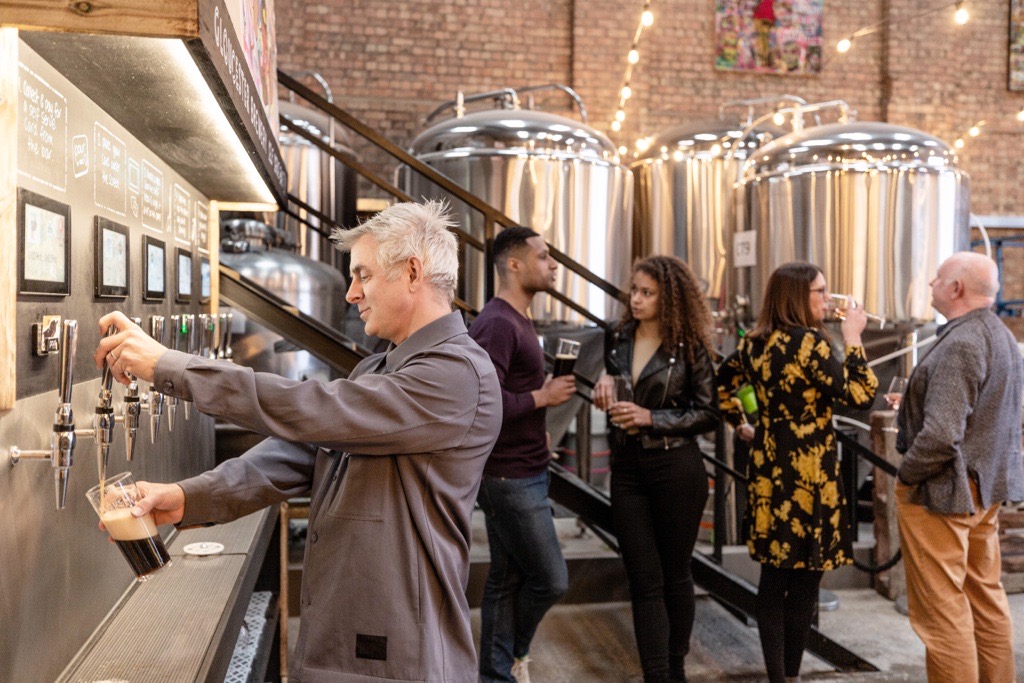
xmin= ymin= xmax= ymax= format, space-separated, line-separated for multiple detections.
xmin=470 ymin=589 xmax=1024 ymax=682
xmin=287 ymin=512 xmax=1024 ymax=681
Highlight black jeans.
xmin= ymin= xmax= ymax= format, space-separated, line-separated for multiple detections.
xmin=611 ymin=439 xmax=709 ymax=682
xmin=756 ymin=564 xmax=823 ymax=683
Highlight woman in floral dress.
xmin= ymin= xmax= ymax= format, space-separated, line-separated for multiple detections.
xmin=717 ymin=262 xmax=877 ymax=683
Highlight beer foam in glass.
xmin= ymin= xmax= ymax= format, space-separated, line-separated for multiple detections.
xmin=86 ymin=472 xmax=171 ymax=581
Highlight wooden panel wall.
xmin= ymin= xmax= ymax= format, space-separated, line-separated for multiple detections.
xmin=0 ymin=0 xmax=198 ymax=38
xmin=0 ymin=30 xmax=17 ymax=411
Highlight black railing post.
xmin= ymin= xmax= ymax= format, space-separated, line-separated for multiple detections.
xmin=713 ymin=423 xmax=729 ymax=563
xmin=838 ymin=426 xmax=860 ymax=543
xmin=575 ymin=402 xmax=591 ymax=485
xmin=484 ymin=219 xmax=496 ymax=303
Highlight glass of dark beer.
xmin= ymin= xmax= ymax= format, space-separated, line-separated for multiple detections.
xmin=86 ymin=471 xmax=171 ymax=582
xmin=552 ymin=338 xmax=581 ymax=377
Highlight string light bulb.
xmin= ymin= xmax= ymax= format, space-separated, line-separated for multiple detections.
xmin=641 ymin=9 xmax=654 ymax=27
xmin=954 ymin=138 xmax=965 ymax=149
xmin=1017 ymin=108 xmax=1024 ymax=122
xmin=954 ymin=2 xmax=969 ymax=25
xmin=968 ymin=124 xmax=981 ymax=137
xmin=772 ymin=111 xmax=787 ymax=126
xmin=836 ymin=38 xmax=852 ymax=53
xmin=636 ymin=137 xmax=650 ymax=152
xmin=615 ymin=109 xmax=626 ymax=122
xmin=611 ymin=120 xmax=622 ymax=132
xmin=618 ymin=145 xmax=628 ymax=155
xmin=620 ymin=85 xmax=632 ymax=100
xmin=628 ymin=49 xmax=640 ymax=64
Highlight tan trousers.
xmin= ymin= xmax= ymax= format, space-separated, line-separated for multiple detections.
xmin=896 ymin=480 xmax=1015 ymax=683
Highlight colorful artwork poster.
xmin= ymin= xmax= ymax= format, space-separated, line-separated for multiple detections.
xmin=241 ymin=0 xmax=279 ymax=124
xmin=1011 ymin=0 xmax=1024 ymax=92
xmin=715 ymin=0 xmax=824 ymax=75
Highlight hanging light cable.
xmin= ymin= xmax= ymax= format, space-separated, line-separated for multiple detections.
xmin=608 ymin=0 xmax=654 ymax=142
xmin=832 ymin=0 xmax=969 ymax=59
xmin=954 ymin=1 xmax=969 ymax=25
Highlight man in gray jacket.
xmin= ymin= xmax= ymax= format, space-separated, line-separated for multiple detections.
xmin=895 ymin=251 xmax=1024 ymax=683
xmin=95 ymin=201 xmax=502 ymax=682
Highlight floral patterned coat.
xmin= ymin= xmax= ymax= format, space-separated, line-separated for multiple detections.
xmin=717 ymin=327 xmax=877 ymax=570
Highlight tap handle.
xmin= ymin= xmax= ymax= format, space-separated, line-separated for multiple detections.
xmin=197 ymin=314 xmax=212 ymax=357
xmin=170 ymin=314 xmax=183 ymax=351
xmin=186 ymin=314 xmax=198 ymax=354
xmin=209 ymin=315 xmax=221 ymax=359
xmin=100 ymin=325 xmax=118 ymax=395
xmin=219 ymin=313 xmax=233 ymax=361
xmin=58 ymin=320 xmax=78 ymax=405
xmin=150 ymin=315 xmax=166 ymax=344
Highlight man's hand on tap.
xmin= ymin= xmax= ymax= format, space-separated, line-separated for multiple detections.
xmin=94 ymin=311 xmax=168 ymax=385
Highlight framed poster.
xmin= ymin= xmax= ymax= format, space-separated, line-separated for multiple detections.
xmin=94 ymin=217 xmax=130 ymax=298
xmin=200 ymin=256 xmax=212 ymax=303
xmin=142 ymin=235 xmax=166 ymax=302
xmin=715 ymin=0 xmax=824 ymax=74
xmin=1011 ymin=0 xmax=1024 ymax=91
xmin=176 ymin=248 xmax=193 ymax=303
xmin=17 ymin=188 xmax=71 ymax=296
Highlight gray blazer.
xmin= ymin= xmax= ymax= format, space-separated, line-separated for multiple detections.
xmin=896 ymin=308 xmax=1024 ymax=515
xmin=156 ymin=312 xmax=501 ymax=682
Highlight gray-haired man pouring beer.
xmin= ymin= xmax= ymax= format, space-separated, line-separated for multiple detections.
xmin=93 ymin=201 xmax=501 ymax=682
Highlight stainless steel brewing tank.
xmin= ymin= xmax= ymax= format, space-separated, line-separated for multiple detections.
xmin=221 ymin=219 xmax=349 ymax=382
xmin=631 ymin=119 xmax=781 ymax=306
xmin=734 ymin=122 xmax=970 ymax=324
xmin=276 ymin=100 xmax=358 ymax=267
xmin=399 ymin=109 xmax=633 ymax=323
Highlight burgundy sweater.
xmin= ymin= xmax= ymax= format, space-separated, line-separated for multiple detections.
xmin=469 ymin=297 xmax=550 ymax=478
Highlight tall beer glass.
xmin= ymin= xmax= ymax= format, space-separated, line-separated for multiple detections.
xmin=86 ymin=471 xmax=171 ymax=581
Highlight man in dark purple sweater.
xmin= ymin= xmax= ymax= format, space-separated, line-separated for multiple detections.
xmin=470 ymin=227 xmax=576 ymax=683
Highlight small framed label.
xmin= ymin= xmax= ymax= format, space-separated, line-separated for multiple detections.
xmin=176 ymin=248 xmax=193 ymax=303
xmin=94 ymin=217 xmax=130 ymax=298
xmin=200 ymin=256 xmax=212 ymax=303
xmin=17 ymin=188 xmax=71 ymax=296
xmin=142 ymin=235 xmax=166 ymax=301
xmin=733 ymin=230 xmax=757 ymax=268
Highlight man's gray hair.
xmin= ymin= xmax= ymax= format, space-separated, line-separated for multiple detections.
xmin=330 ymin=201 xmax=459 ymax=304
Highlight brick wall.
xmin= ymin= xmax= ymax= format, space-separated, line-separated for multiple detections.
xmin=273 ymin=0 xmax=1024 ymax=336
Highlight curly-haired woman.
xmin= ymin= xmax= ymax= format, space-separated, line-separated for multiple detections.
xmin=594 ymin=255 xmax=721 ymax=683
xmin=716 ymin=262 xmax=877 ymax=683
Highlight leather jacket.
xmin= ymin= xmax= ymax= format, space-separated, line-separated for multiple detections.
xmin=605 ymin=321 xmax=721 ymax=451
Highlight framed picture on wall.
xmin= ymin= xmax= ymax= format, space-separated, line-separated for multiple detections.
xmin=200 ymin=256 xmax=212 ymax=303
xmin=17 ymin=188 xmax=71 ymax=296
xmin=176 ymin=248 xmax=193 ymax=303
xmin=94 ymin=217 xmax=130 ymax=298
xmin=1011 ymin=0 xmax=1024 ymax=91
xmin=142 ymin=235 xmax=166 ymax=302
xmin=715 ymin=0 xmax=824 ymax=75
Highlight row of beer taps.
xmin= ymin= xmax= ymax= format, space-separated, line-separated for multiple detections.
xmin=7 ymin=312 xmax=234 ymax=510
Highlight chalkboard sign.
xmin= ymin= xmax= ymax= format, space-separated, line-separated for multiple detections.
xmin=176 ymin=248 xmax=193 ymax=303
xmin=142 ymin=235 xmax=166 ymax=302
xmin=17 ymin=188 xmax=71 ymax=296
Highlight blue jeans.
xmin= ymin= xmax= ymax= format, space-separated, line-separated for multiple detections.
xmin=478 ymin=471 xmax=568 ymax=683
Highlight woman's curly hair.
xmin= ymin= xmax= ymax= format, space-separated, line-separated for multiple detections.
xmin=620 ymin=255 xmax=714 ymax=362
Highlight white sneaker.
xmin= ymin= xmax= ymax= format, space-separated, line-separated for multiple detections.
xmin=511 ymin=655 xmax=532 ymax=683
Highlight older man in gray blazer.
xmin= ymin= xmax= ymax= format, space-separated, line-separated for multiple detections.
xmin=895 ymin=251 xmax=1024 ymax=683
xmin=95 ymin=201 xmax=502 ymax=682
